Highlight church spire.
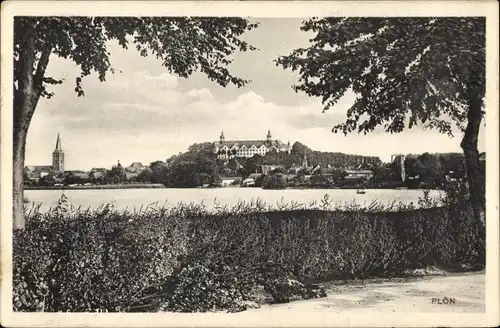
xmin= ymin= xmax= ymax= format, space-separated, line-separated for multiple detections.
xmin=54 ymin=133 xmax=62 ymax=151
xmin=52 ymin=133 xmax=65 ymax=172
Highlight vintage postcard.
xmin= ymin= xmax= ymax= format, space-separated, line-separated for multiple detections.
xmin=1 ymin=1 xmax=499 ymax=327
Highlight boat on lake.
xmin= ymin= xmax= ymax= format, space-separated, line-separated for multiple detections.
xmin=356 ymin=189 xmax=366 ymax=194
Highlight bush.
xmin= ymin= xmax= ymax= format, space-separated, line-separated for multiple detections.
xmin=262 ymin=173 xmax=287 ymax=189
xmin=13 ymin=193 xmax=484 ymax=312
xmin=14 ymin=199 xmax=189 ymax=312
xmin=258 ymin=261 xmax=326 ymax=303
xmin=159 ymin=262 xmax=247 ymax=313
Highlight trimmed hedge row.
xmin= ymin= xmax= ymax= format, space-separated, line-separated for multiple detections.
xmin=13 ymin=191 xmax=484 ymax=312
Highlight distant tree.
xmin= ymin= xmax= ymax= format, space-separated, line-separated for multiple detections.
xmin=341 ymin=176 xmax=367 ymax=188
xmin=38 ymin=174 xmax=55 ymax=186
xmin=136 ymin=169 xmax=153 ymax=183
xmin=226 ymin=158 xmax=241 ymax=172
xmin=254 ymin=174 xmax=266 ymax=188
xmin=277 ymin=17 xmax=485 ymax=229
xmin=150 ymin=161 xmax=166 ymax=170
xmin=188 ymin=142 xmax=214 ymax=153
xmin=404 ymin=156 xmax=424 ymax=178
xmin=194 ymin=151 xmax=217 ymax=178
xmin=371 ymin=164 xmax=394 ymax=187
xmin=262 ymin=173 xmax=287 ymax=190
xmin=290 ymin=142 xmax=311 ymax=156
xmin=90 ymin=172 xmax=105 ymax=185
xmin=166 ymin=162 xmax=200 ymax=188
xmin=290 ymin=141 xmax=381 ymax=169
xmin=439 ymin=153 xmax=466 ymax=177
xmin=330 ymin=169 xmax=347 ymax=184
xmin=310 ymin=174 xmax=331 ymax=186
xmin=105 ymin=165 xmax=127 ymax=183
xmin=63 ymin=171 xmax=76 ymax=185
xmin=296 ymin=169 xmax=306 ymax=183
xmin=242 ymin=156 xmax=260 ymax=177
xmin=13 ymin=17 xmax=258 ymax=229
xmin=148 ymin=161 xmax=168 ymax=183
xmin=418 ymin=152 xmax=443 ymax=185
xmin=270 ymin=166 xmax=286 ymax=174
xmin=198 ymin=173 xmax=212 ymax=186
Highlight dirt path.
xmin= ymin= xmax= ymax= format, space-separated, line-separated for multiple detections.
xmin=249 ymin=272 xmax=485 ymax=314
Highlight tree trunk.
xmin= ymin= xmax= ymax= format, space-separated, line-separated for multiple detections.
xmin=460 ymin=86 xmax=485 ymax=233
xmin=13 ymin=33 xmax=50 ymax=230
xmin=13 ymin=123 xmax=29 ymax=230
xmin=13 ymin=79 xmax=38 ymax=229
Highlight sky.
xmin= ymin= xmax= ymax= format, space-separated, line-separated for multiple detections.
xmin=26 ymin=18 xmax=486 ymax=171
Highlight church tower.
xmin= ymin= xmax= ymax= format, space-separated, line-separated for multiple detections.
xmin=266 ymin=129 xmax=272 ymax=146
xmin=52 ymin=133 xmax=64 ymax=173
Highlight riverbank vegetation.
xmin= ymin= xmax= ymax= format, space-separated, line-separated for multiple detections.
xmin=14 ymin=182 xmax=484 ymax=312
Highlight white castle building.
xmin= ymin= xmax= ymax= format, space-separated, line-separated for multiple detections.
xmin=213 ymin=130 xmax=291 ymax=159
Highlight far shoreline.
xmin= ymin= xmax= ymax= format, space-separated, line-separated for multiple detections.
xmin=24 ymin=184 xmax=439 ymax=191
xmin=24 ymin=183 xmax=166 ymax=190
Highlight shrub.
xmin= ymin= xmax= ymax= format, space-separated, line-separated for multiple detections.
xmin=262 ymin=173 xmax=287 ymax=189
xmin=14 ymin=200 xmax=189 ymax=312
xmin=159 ymin=262 xmax=247 ymax=313
xmin=13 ymin=193 xmax=484 ymax=312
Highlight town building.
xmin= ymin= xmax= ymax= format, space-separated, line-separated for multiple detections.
xmin=261 ymin=164 xmax=284 ymax=175
xmin=219 ymin=176 xmax=243 ymax=187
xmin=344 ymin=169 xmax=374 ymax=180
xmin=126 ymin=162 xmax=147 ymax=173
xmin=213 ymin=130 xmax=291 ymax=160
xmin=391 ymin=154 xmax=406 ymax=181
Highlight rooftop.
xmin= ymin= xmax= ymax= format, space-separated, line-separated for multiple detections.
xmin=216 ymin=139 xmax=289 ymax=149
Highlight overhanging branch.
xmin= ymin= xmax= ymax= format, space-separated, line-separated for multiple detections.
xmin=34 ymin=46 xmax=53 ymax=93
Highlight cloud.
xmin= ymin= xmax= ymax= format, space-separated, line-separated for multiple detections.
xmin=134 ymin=71 xmax=179 ymax=88
xmin=186 ymin=88 xmax=213 ymax=100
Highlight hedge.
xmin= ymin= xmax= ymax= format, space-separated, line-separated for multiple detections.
xmin=13 ymin=186 xmax=484 ymax=312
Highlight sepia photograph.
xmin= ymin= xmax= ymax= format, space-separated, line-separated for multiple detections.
xmin=1 ymin=1 xmax=499 ymax=327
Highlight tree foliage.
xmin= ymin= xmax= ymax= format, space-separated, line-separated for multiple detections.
xmin=276 ymin=17 xmax=485 ymax=136
xmin=14 ymin=16 xmax=258 ymax=102
xmin=277 ymin=17 xmax=486 ymax=229
xmin=291 ymin=142 xmax=381 ymax=168
xmin=12 ymin=16 xmax=258 ymax=229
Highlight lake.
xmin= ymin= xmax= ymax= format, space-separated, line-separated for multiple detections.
xmin=24 ymin=188 xmax=444 ymax=213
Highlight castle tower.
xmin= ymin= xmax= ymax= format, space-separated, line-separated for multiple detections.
xmin=266 ymin=129 xmax=272 ymax=145
xmin=220 ymin=130 xmax=225 ymax=144
xmin=52 ymin=133 xmax=64 ymax=173
xmin=302 ymin=151 xmax=308 ymax=168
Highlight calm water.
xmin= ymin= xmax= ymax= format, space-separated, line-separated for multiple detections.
xmin=25 ymin=188 xmax=443 ymax=213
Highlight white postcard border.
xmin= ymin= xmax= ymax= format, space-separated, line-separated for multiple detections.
xmin=1 ymin=1 xmax=499 ymax=327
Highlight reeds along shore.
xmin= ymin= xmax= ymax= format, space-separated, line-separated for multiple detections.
xmin=13 ymin=189 xmax=485 ymax=313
